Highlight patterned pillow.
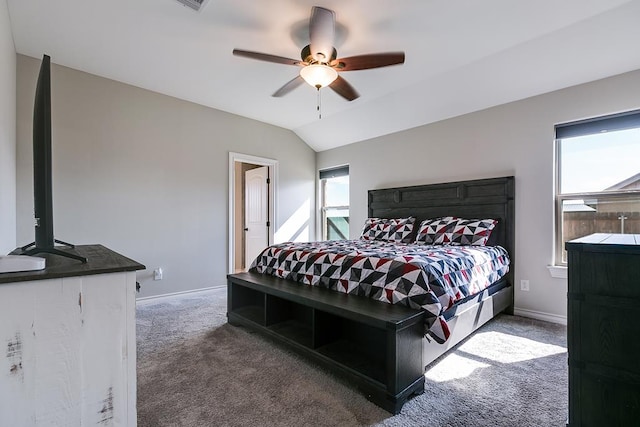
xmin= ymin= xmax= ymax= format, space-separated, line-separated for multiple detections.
xmin=415 ymin=217 xmax=458 ymax=245
xmin=360 ymin=217 xmax=415 ymax=243
xmin=450 ymin=218 xmax=498 ymax=246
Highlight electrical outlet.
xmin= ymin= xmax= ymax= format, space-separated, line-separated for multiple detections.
xmin=520 ymin=279 xmax=530 ymax=291
xmin=153 ymin=268 xmax=163 ymax=281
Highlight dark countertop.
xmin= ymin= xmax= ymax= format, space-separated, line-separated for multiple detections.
xmin=0 ymin=244 xmax=145 ymax=284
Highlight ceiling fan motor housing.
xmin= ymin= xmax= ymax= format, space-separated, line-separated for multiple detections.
xmin=301 ymin=45 xmax=337 ymax=65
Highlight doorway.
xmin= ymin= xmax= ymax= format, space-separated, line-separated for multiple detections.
xmin=228 ymin=152 xmax=277 ymax=274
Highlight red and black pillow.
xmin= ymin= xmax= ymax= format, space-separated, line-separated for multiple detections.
xmin=415 ymin=217 xmax=497 ymax=246
xmin=450 ymin=218 xmax=497 ymax=246
xmin=360 ymin=217 xmax=415 ymax=243
xmin=414 ymin=217 xmax=458 ymax=245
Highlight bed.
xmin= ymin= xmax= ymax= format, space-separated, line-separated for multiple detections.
xmin=227 ymin=176 xmax=514 ymax=413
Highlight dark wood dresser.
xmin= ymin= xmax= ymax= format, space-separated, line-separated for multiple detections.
xmin=566 ymin=233 xmax=640 ymax=426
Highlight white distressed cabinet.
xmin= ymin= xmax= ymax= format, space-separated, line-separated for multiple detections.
xmin=0 ymin=245 xmax=144 ymax=426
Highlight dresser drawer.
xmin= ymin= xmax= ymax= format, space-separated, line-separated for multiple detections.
xmin=569 ymin=251 xmax=640 ymax=299
xmin=573 ymin=300 xmax=640 ymax=374
xmin=570 ymin=366 xmax=640 ymax=427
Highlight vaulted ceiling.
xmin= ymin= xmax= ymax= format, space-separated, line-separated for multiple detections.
xmin=6 ymin=0 xmax=640 ymax=151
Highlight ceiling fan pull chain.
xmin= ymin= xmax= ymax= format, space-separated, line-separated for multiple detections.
xmin=317 ymin=86 xmax=322 ymax=119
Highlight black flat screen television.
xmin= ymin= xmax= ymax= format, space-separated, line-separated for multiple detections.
xmin=20 ymin=55 xmax=86 ymax=263
xmin=33 ymin=54 xmax=54 ymax=248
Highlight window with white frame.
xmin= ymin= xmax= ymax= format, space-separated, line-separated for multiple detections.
xmin=555 ymin=110 xmax=640 ymax=265
xmin=320 ymin=166 xmax=349 ymax=240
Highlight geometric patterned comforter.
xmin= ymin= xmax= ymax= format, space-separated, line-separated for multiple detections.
xmin=250 ymin=239 xmax=510 ymax=344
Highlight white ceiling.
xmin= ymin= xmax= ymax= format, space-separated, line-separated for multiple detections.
xmin=6 ymin=0 xmax=640 ymax=151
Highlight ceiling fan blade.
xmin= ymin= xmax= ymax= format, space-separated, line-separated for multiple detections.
xmin=309 ymin=7 xmax=335 ymax=63
xmin=233 ymin=49 xmax=301 ymax=66
xmin=333 ymin=52 xmax=405 ymax=71
xmin=272 ymin=76 xmax=304 ymax=97
xmin=329 ymin=75 xmax=359 ymax=101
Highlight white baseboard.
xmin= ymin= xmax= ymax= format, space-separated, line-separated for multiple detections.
xmin=136 ymin=285 xmax=225 ymax=305
xmin=513 ymin=307 xmax=567 ymax=325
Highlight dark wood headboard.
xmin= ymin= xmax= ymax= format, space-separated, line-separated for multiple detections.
xmin=368 ymin=176 xmax=515 ymax=285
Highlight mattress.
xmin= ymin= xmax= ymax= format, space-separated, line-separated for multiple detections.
xmin=250 ymin=239 xmax=510 ymax=343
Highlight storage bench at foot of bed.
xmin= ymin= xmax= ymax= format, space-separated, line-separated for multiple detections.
xmin=227 ymin=272 xmax=425 ymax=414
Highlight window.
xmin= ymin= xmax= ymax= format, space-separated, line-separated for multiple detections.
xmin=320 ymin=166 xmax=349 ymax=240
xmin=555 ymin=110 xmax=640 ymax=265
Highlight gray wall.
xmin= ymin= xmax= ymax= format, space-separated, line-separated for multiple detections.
xmin=318 ymin=69 xmax=640 ymax=320
xmin=11 ymin=45 xmax=640 ymax=314
xmin=0 ymin=0 xmax=16 ymax=254
xmin=16 ymin=54 xmax=316 ymax=298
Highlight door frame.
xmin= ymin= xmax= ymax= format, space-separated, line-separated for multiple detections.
xmin=228 ymin=152 xmax=278 ymax=274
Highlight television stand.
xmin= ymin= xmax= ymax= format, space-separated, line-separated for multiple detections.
xmin=19 ymin=239 xmax=88 ymax=263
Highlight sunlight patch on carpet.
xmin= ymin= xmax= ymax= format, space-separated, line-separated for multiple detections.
xmin=425 ymin=353 xmax=491 ymax=383
xmin=458 ymin=331 xmax=567 ymax=364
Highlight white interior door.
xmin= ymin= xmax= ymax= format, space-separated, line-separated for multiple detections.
xmin=245 ymin=166 xmax=269 ymax=269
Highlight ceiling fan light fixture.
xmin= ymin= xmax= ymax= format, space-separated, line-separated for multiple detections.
xmin=299 ymin=64 xmax=338 ymax=89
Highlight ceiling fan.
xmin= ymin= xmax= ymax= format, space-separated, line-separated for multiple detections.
xmin=232 ymin=6 xmax=405 ymax=101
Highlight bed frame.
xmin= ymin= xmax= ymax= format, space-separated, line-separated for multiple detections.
xmin=367 ymin=176 xmax=515 ymax=365
xmin=227 ymin=176 xmax=514 ymax=413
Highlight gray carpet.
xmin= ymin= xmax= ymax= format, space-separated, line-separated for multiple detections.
xmin=137 ymin=288 xmax=568 ymax=426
